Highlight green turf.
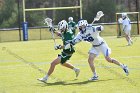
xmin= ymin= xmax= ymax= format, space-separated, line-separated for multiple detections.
xmin=0 ymin=36 xmax=140 ymax=93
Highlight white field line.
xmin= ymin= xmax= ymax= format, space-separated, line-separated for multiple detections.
xmin=0 ymin=55 xmax=140 ymax=63
xmin=0 ymin=55 xmax=140 ymax=70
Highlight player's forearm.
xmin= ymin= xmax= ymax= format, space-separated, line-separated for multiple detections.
xmin=71 ymin=38 xmax=81 ymax=45
xmin=70 ymin=33 xmax=83 ymax=45
xmin=95 ymin=25 xmax=104 ymax=32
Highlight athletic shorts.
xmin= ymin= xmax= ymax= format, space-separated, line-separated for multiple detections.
xmin=58 ymin=52 xmax=72 ymax=64
xmin=89 ymin=42 xmax=111 ymax=57
xmin=124 ymin=30 xmax=131 ymax=36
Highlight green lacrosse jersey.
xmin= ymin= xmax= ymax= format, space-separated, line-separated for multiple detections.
xmin=68 ymin=21 xmax=77 ymax=35
xmin=62 ymin=29 xmax=75 ymax=54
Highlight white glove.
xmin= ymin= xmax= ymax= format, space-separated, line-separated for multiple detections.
xmin=64 ymin=43 xmax=71 ymax=49
xmin=54 ymin=45 xmax=61 ymax=50
xmin=118 ymin=18 xmax=122 ymax=24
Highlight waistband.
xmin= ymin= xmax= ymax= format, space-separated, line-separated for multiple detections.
xmin=62 ymin=51 xmax=73 ymax=56
xmin=93 ymin=41 xmax=104 ymax=47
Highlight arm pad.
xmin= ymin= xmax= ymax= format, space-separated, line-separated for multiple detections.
xmin=96 ymin=25 xmax=104 ymax=31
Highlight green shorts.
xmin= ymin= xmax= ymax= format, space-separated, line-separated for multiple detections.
xmin=58 ymin=52 xmax=73 ymax=64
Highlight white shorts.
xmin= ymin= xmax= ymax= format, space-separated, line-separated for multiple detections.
xmin=89 ymin=42 xmax=111 ymax=57
xmin=124 ymin=30 xmax=131 ymax=36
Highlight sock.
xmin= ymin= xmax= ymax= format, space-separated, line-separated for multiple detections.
xmin=93 ymin=72 xmax=97 ymax=77
xmin=130 ymin=38 xmax=132 ymax=42
xmin=128 ymin=40 xmax=131 ymax=44
xmin=73 ymin=68 xmax=77 ymax=71
xmin=120 ymin=63 xmax=124 ymax=68
xmin=44 ymin=74 xmax=49 ymax=79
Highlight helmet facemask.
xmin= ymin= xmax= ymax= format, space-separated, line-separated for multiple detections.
xmin=78 ymin=20 xmax=88 ymax=33
xmin=122 ymin=13 xmax=127 ymax=20
xmin=58 ymin=20 xmax=68 ymax=33
xmin=68 ymin=17 xmax=73 ymax=22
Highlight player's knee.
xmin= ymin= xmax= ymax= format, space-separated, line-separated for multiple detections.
xmin=50 ymin=62 xmax=55 ymax=67
xmin=88 ymin=57 xmax=94 ymax=64
xmin=88 ymin=54 xmax=96 ymax=63
xmin=105 ymin=57 xmax=112 ymax=63
xmin=50 ymin=61 xmax=57 ymax=67
xmin=125 ymin=34 xmax=128 ymax=37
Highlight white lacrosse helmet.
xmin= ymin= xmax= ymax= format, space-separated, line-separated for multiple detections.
xmin=58 ymin=20 xmax=68 ymax=30
xmin=78 ymin=20 xmax=88 ymax=27
xmin=122 ymin=13 xmax=127 ymax=19
xmin=68 ymin=17 xmax=73 ymax=22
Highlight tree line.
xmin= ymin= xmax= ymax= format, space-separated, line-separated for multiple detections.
xmin=0 ymin=0 xmax=139 ymax=28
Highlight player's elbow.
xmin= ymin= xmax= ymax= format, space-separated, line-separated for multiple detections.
xmin=96 ymin=25 xmax=104 ymax=31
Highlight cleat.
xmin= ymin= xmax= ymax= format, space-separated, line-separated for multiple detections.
xmin=131 ymin=41 xmax=133 ymax=44
xmin=122 ymin=64 xmax=129 ymax=76
xmin=75 ymin=68 xmax=80 ymax=77
xmin=37 ymin=77 xmax=47 ymax=83
xmin=89 ymin=76 xmax=98 ymax=81
xmin=126 ymin=43 xmax=131 ymax=46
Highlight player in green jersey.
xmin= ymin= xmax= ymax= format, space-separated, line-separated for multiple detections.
xmin=68 ymin=17 xmax=77 ymax=36
xmin=37 ymin=20 xmax=80 ymax=83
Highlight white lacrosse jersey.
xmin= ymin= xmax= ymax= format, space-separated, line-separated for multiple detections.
xmin=73 ymin=25 xmax=104 ymax=45
xmin=122 ymin=18 xmax=131 ymax=31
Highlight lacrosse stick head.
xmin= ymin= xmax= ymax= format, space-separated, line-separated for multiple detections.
xmin=44 ymin=18 xmax=53 ymax=27
xmin=94 ymin=11 xmax=104 ymax=21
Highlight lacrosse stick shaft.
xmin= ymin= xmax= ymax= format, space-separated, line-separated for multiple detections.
xmin=50 ymin=31 xmax=57 ymax=46
xmin=44 ymin=17 xmax=57 ymax=46
xmin=92 ymin=20 xmax=95 ymax=24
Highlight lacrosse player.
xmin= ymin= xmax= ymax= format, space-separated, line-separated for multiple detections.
xmin=121 ymin=13 xmax=133 ymax=46
xmin=38 ymin=20 xmax=80 ymax=83
xmin=65 ymin=20 xmax=129 ymax=81
xmin=68 ymin=17 xmax=77 ymax=36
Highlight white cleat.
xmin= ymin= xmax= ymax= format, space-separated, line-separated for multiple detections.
xmin=126 ymin=43 xmax=131 ymax=46
xmin=131 ymin=40 xmax=133 ymax=44
xmin=75 ymin=68 xmax=80 ymax=77
xmin=89 ymin=76 xmax=99 ymax=81
xmin=122 ymin=64 xmax=129 ymax=76
xmin=37 ymin=77 xmax=47 ymax=83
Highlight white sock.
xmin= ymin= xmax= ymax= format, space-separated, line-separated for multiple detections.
xmin=128 ymin=40 xmax=131 ymax=44
xmin=73 ymin=68 xmax=77 ymax=71
xmin=44 ymin=74 xmax=49 ymax=79
xmin=120 ymin=64 xmax=124 ymax=68
xmin=93 ymin=72 xmax=97 ymax=77
xmin=130 ymin=38 xmax=132 ymax=42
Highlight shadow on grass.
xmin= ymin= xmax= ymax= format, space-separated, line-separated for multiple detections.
xmin=117 ymin=45 xmax=127 ymax=47
xmin=36 ymin=78 xmax=115 ymax=87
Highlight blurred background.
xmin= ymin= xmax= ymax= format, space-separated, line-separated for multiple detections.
xmin=0 ymin=0 xmax=139 ymax=42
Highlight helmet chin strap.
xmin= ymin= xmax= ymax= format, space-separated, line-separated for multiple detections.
xmin=122 ymin=16 xmax=127 ymax=20
xmin=79 ymin=27 xmax=86 ymax=34
xmin=60 ymin=28 xmax=67 ymax=33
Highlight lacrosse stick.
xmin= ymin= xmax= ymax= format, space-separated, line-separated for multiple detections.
xmin=44 ymin=18 xmax=57 ymax=46
xmin=92 ymin=11 xmax=104 ymax=24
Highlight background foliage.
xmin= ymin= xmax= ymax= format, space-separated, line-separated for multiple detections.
xmin=0 ymin=0 xmax=139 ymax=28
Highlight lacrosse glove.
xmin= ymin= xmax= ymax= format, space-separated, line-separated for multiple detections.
xmin=49 ymin=27 xmax=56 ymax=32
xmin=54 ymin=45 xmax=62 ymax=50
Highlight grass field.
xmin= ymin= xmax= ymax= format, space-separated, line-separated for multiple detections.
xmin=0 ymin=36 xmax=140 ymax=93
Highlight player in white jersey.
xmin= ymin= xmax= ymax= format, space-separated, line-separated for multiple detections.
xmin=122 ymin=13 xmax=133 ymax=45
xmin=65 ymin=20 xmax=129 ymax=80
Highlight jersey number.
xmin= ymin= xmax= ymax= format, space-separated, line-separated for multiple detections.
xmin=84 ymin=36 xmax=94 ymax=42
